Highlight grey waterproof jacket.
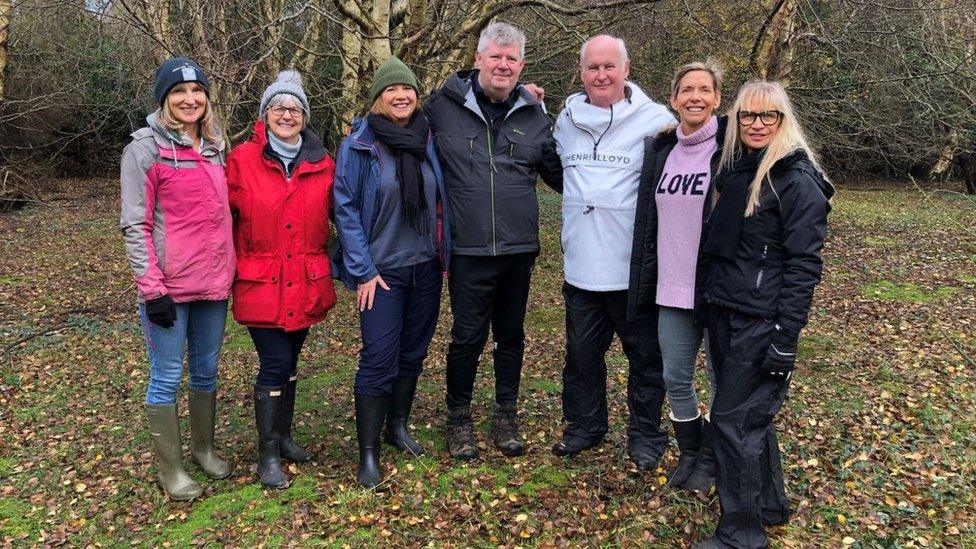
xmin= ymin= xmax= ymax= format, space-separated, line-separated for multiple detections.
xmin=422 ymin=70 xmax=562 ymax=257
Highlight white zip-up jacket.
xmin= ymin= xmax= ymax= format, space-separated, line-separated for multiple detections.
xmin=554 ymin=83 xmax=676 ymax=291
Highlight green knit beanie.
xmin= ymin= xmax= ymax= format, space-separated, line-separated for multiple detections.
xmin=370 ymin=56 xmax=420 ymax=102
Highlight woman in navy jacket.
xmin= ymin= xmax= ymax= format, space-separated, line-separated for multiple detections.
xmin=332 ymin=56 xmax=451 ymax=488
xmin=697 ymin=80 xmax=833 ymax=549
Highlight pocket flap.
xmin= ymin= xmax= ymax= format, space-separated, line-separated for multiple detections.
xmin=305 ymin=255 xmax=332 ymax=281
xmin=236 ymin=257 xmax=279 ymax=282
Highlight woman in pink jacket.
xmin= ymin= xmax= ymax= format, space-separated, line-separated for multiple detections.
xmin=120 ymin=58 xmax=235 ymax=501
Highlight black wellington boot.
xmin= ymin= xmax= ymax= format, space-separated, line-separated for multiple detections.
xmin=253 ymin=385 xmax=290 ymax=489
xmin=384 ymin=377 xmax=425 ymax=456
xmin=683 ymin=418 xmax=716 ymax=492
xmin=280 ymin=378 xmax=314 ymax=463
xmin=669 ymin=415 xmax=703 ymax=489
xmin=355 ymin=394 xmax=388 ymax=488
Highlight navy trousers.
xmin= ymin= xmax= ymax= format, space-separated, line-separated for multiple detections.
xmin=355 ymin=258 xmax=442 ymax=397
xmin=248 ymin=327 xmax=309 ymax=387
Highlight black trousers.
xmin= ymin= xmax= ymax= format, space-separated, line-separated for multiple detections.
xmin=707 ymin=305 xmax=792 ymax=549
xmin=445 ymin=252 xmax=535 ymax=410
xmin=561 ymin=283 xmax=667 ymax=452
xmin=248 ymin=327 xmax=309 ymax=387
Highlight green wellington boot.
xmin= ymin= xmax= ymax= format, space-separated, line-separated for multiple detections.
xmin=146 ymin=403 xmax=203 ymax=501
xmin=188 ymin=389 xmax=231 ymax=479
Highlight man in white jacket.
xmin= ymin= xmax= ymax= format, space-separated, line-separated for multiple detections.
xmin=551 ymin=35 xmax=676 ymax=469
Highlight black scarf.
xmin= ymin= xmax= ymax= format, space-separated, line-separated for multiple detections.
xmin=367 ymin=112 xmax=430 ymax=235
xmin=703 ymin=151 xmax=762 ymax=260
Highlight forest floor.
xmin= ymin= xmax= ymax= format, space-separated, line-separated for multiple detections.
xmin=1 ymin=179 xmax=974 ymax=547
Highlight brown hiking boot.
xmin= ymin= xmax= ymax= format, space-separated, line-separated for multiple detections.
xmin=446 ymin=406 xmax=478 ymax=460
xmin=491 ymin=402 xmax=525 ymax=457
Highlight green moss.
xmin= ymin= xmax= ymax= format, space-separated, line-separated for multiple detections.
xmin=863 ymin=281 xmax=958 ymax=303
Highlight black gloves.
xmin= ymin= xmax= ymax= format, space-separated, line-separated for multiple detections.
xmin=762 ymin=323 xmax=797 ymax=378
xmin=145 ymin=295 xmax=177 ymax=328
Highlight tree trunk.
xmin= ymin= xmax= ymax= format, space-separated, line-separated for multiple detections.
xmin=0 ymin=0 xmax=11 ymax=102
xmin=750 ymin=0 xmax=798 ymax=84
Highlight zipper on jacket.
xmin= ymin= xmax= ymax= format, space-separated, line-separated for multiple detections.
xmin=483 ymin=118 xmax=497 ymax=255
xmin=756 ymin=244 xmax=768 ymax=288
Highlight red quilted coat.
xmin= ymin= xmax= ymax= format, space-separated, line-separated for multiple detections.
xmin=227 ymin=120 xmax=337 ymax=331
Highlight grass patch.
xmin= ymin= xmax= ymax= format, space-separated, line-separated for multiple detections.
xmin=158 ymin=476 xmax=318 ymax=545
xmin=0 ymin=496 xmax=37 ymax=539
xmin=525 ymin=306 xmax=563 ymax=332
xmin=525 ymin=377 xmax=562 ymax=395
xmin=956 ymin=272 xmax=976 ymax=284
xmin=863 ymin=281 xmax=958 ymax=303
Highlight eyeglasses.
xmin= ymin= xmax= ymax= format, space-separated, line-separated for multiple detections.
xmin=738 ymin=110 xmax=782 ymax=126
xmin=269 ymin=106 xmax=304 ymax=118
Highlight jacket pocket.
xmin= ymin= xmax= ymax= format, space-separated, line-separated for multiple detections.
xmin=305 ymin=254 xmax=337 ymax=317
xmin=232 ymin=257 xmax=281 ymax=325
xmin=503 ymin=129 xmax=541 ymax=167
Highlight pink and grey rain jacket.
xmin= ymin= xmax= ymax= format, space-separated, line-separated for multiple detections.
xmin=120 ymin=114 xmax=235 ymax=303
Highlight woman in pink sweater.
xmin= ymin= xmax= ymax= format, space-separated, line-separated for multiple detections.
xmin=627 ymin=60 xmax=725 ymax=492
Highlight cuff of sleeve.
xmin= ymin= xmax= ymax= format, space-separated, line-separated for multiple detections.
xmin=355 ymin=267 xmax=379 ymax=285
xmin=771 ymin=322 xmax=799 ymax=352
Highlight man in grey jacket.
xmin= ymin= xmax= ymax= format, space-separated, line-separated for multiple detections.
xmin=422 ymin=21 xmax=562 ymax=460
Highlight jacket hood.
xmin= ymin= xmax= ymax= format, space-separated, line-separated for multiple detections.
xmin=561 ymin=82 xmax=672 ymax=136
xmin=145 ymin=111 xmax=224 ymax=155
xmin=347 ymin=117 xmax=376 ymax=148
xmin=442 ymin=69 xmax=540 ymax=108
xmin=774 ymin=149 xmax=835 ymax=201
xmin=249 ymin=119 xmax=327 ymax=164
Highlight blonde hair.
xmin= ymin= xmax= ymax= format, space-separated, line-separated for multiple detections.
xmin=368 ymin=88 xmax=419 ymax=122
xmin=670 ymin=59 xmax=723 ymax=98
xmin=157 ymin=94 xmax=222 ymax=147
xmin=719 ymin=80 xmax=827 ymax=216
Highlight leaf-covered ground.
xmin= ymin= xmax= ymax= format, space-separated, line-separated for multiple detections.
xmin=1 ymin=180 xmax=974 ymax=547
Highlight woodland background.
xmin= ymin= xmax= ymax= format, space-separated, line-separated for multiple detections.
xmin=0 ymin=0 xmax=974 ymax=204
xmin=0 ymin=0 xmax=975 ymax=547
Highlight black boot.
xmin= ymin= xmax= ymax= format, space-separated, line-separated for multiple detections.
xmin=355 ymin=394 xmax=388 ymax=488
xmin=253 ymin=385 xmax=289 ymax=489
xmin=669 ymin=415 xmax=702 ymax=488
xmin=384 ymin=377 xmax=424 ymax=456
xmin=683 ymin=418 xmax=716 ymax=492
xmin=280 ymin=378 xmax=313 ymax=463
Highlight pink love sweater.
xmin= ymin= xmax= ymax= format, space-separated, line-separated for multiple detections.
xmin=655 ymin=116 xmax=719 ymax=309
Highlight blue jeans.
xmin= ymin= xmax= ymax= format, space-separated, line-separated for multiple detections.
xmin=356 ymin=259 xmax=442 ymax=397
xmin=140 ymin=299 xmax=228 ymax=405
xmin=658 ymin=306 xmax=716 ymax=421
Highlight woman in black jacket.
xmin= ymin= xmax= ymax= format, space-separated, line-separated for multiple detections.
xmin=627 ymin=59 xmax=726 ymax=493
xmin=697 ymin=80 xmax=833 ymax=549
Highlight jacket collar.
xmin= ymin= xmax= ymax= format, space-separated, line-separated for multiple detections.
xmin=250 ymin=119 xmax=328 ymax=165
xmin=146 ymin=111 xmax=224 ymax=159
xmin=442 ymin=70 xmax=538 ymax=110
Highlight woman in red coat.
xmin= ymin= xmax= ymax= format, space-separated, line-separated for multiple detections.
xmin=227 ymin=71 xmax=337 ymax=489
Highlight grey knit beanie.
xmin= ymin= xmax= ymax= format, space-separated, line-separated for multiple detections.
xmin=260 ymin=70 xmax=310 ymax=118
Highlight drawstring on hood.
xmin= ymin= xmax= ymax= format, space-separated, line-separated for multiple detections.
xmin=146 ymin=111 xmax=224 ymax=169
